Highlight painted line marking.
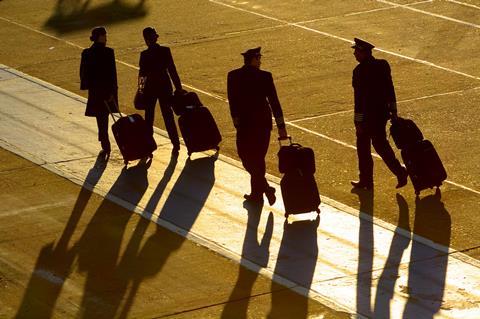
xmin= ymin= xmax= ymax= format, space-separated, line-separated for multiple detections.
xmin=446 ymin=0 xmax=480 ymax=10
xmin=0 ymin=16 xmax=83 ymax=49
xmin=344 ymin=0 xmax=433 ymax=17
xmin=376 ymin=0 xmax=480 ymax=28
xmin=288 ymin=86 xmax=480 ymax=123
xmin=0 ymin=201 xmax=74 ymax=217
xmin=34 ymin=269 xmax=65 ymax=285
xmin=224 ymin=24 xmax=288 ymax=36
xmin=289 ymin=109 xmax=354 ymax=123
xmin=208 ymin=0 xmax=480 ymax=81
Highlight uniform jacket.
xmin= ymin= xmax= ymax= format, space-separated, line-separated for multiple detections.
xmin=139 ymin=43 xmax=182 ymax=97
xmin=352 ymin=56 xmax=396 ymax=124
xmin=80 ymin=43 xmax=118 ymax=116
xmin=227 ymin=65 xmax=284 ymax=131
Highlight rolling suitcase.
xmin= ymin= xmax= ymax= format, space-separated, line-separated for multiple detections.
xmin=390 ymin=117 xmax=424 ymax=150
xmin=178 ymin=106 xmax=222 ymax=156
xmin=401 ymin=140 xmax=447 ymax=195
xmin=280 ymin=170 xmax=321 ymax=217
xmin=106 ymin=102 xmax=157 ymax=165
xmin=172 ymin=91 xmax=203 ymax=116
xmin=278 ymin=137 xmax=315 ymax=174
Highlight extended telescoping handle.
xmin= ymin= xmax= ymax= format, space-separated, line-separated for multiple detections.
xmin=278 ymin=135 xmax=292 ymax=146
xmin=104 ymin=99 xmax=123 ymax=123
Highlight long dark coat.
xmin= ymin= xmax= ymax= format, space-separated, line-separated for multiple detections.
xmin=227 ymin=65 xmax=284 ymax=132
xmin=138 ymin=43 xmax=182 ymax=98
xmin=80 ymin=43 xmax=118 ymax=116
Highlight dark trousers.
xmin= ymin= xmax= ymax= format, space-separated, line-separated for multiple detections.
xmin=95 ymin=113 xmax=110 ymax=151
xmin=144 ymin=94 xmax=180 ymax=147
xmin=356 ymin=121 xmax=403 ymax=184
xmin=237 ymin=129 xmax=271 ymax=196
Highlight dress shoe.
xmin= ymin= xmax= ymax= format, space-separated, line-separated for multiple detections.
xmin=396 ymin=168 xmax=408 ymax=189
xmin=351 ymin=180 xmax=373 ymax=190
xmin=244 ymin=193 xmax=263 ymax=203
xmin=265 ymin=186 xmax=276 ymax=206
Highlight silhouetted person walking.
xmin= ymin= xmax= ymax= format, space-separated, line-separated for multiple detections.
xmin=139 ymin=27 xmax=186 ymax=154
xmin=227 ymin=47 xmax=288 ymax=205
xmin=350 ymin=38 xmax=407 ymax=190
xmin=80 ymin=26 xmax=118 ymax=158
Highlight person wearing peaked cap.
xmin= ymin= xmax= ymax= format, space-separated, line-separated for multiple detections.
xmin=227 ymin=47 xmax=288 ymax=205
xmin=241 ymin=47 xmax=262 ymax=58
xmin=350 ymin=38 xmax=407 ymax=190
xmin=80 ymin=26 xmax=118 ymax=159
xmin=351 ymin=37 xmax=375 ymax=51
xmin=138 ymin=27 xmax=186 ymax=154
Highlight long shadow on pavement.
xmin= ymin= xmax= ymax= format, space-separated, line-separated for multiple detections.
xmin=14 ymin=153 xmax=108 ymax=318
xmin=268 ymin=216 xmax=320 ymax=318
xmin=355 ymin=188 xmax=451 ymax=318
xmin=112 ymin=152 xmax=178 ymax=319
xmin=351 ymin=187 xmax=374 ymax=318
xmin=402 ymin=189 xmax=451 ymax=318
xmin=75 ymin=160 xmax=150 ymax=318
xmin=114 ymin=154 xmax=217 ymax=318
xmin=373 ymin=193 xmax=411 ymax=318
xmin=44 ymin=0 xmax=147 ymax=34
xmin=220 ymin=202 xmax=274 ymax=319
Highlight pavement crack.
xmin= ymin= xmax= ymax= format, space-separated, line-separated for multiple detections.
xmin=43 ymin=155 xmax=98 ymax=166
xmin=153 ymin=288 xmax=291 ymax=318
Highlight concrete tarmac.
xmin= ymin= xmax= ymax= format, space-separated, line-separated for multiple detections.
xmin=0 ymin=147 xmax=351 ymax=318
xmin=1 ymin=0 xmax=480 ymax=257
xmin=1 ymin=64 xmax=480 ymax=318
xmin=1 ymin=0 xmax=480 ymax=317
xmin=0 ymin=68 xmax=352 ymax=317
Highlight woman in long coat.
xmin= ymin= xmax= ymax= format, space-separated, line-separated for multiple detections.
xmin=80 ymin=26 xmax=118 ymax=157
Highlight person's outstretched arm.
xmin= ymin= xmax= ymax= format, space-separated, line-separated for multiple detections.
xmin=166 ymin=48 xmax=183 ymax=92
xmin=266 ymin=72 xmax=287 ymax=138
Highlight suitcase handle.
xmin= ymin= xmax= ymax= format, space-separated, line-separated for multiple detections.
xmin=278 ymin=135 xmax=292 ymax=146
xmin=104 ymin=99 xmax=123 ymax=123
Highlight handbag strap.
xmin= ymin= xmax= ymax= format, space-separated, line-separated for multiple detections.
xmin=104 ymin=99 xmax=122 ymax=123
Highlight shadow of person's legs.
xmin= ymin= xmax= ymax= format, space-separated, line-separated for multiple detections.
xmin=373 ymin=194 xmax=411 ymax=318
xmin=402 ymin=189 xmax=451 ymax=318
xmin=351 ymin=187 xmax=374 ymax=318
xmin=115 ymin=155 xmax=217 ymax=318
xmin=143 ymin=153 xmax=178 ymax=216
xmin=14 ymin=153 xmax=108 ymax=318
xmin=221 ymin=202 xmax=273 ymax=319
xmin=268 ymin=216 xmax=320 ymax=319
xmin=114 ymin=153 xmax=178 ymax=319
xmin=156 ymin=156 xmax=216 ymax=229
xmin=75 ymin=162 xmax=149 ymax=318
